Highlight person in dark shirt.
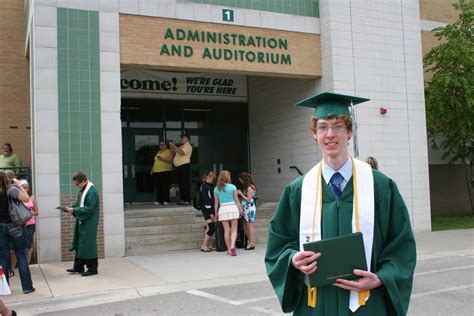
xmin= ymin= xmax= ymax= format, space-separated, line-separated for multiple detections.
xmin=199 ymin=171 xmax=216 ymax=252
xmin=0 ymin=170 xmax=35 ymax=294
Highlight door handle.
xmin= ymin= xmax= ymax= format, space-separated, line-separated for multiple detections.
xmin=131 ymin=164 xmax=135 ymax=178
xmin=213 ymin=163 xmax=217 ymax=173
xmin=124 ymin=165 xmax=128 ymax=179
xmin=219 ymin=163 xmax=223 ymax=171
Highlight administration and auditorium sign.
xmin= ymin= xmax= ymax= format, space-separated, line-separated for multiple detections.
xmin=120 ymin=15 xmax=321 ymax=78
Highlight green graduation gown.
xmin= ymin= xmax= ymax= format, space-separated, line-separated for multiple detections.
xmin=69 ymin=183 xmax=100 ymax=259
xmin=265 ymin=169 xmax=416 ymax=316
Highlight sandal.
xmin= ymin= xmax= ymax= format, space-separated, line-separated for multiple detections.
xmin=245 ymin=243 xmax=256 ymax=250
xmin=200 ymin=248 xmax=212 ymax=252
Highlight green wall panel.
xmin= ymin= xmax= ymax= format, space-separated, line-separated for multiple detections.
xmin=57 ymin=8 xmax=102 ymax=195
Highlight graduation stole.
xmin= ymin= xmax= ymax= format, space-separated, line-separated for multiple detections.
xmin=299 ymin=157 xmax=374 ymax=312
xmin=79 ymin=181 xmax=94 ymax=207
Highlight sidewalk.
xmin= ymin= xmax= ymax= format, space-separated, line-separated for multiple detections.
xmin=4 ymin=229 xmax=474 ymax=315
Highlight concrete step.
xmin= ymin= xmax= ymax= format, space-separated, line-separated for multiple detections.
xmin=126 ymin=222 xmax=269 ymax=243
xmin=126 ymin=230 xmax=204 ymax=245
xmin=124 ymin=203 xmax=276 ymax=220
xmin=125 ymin=216 xmax=271 ymax=236
xmin=126 ymin=239 xmax=204 ymax=255
xmin=125 ymin=213 xmax=274 ymax=227
xmin=125 ymin=231 xmax=269 ymax=256
xmin=125 ymin=214 xmax=204 ymax=227
xmin=124 ymin=202 xmax=276 ymax=255
xmin=124 ymin=206 xmax=200 ymax=219
xmin=125 ymin=207 xmax=275 ymax=220
xmin=125 ymin=208 xmax=274 ymax=227
xmin=126 ymin=222 xmax=205 ymax=236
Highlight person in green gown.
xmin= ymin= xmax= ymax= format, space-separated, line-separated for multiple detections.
xmin=65 ymin=170 xmax=100 ymax=277
xmin=265 ymin=92 xmax=416 ymax=316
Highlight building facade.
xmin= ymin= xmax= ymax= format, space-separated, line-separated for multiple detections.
xmin=0 ymin=0 xmax=461 ymax=262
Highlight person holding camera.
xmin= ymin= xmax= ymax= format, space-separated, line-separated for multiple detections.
xmin=170 ymin=133 xmax=193 ymax=205
xmin=151 ymin=141 xmax=174 ymax=206
xmin=0 ymin=170 xmax=35 ymax=294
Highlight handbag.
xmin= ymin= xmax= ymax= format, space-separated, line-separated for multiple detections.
xmin=192 ymin=190 xmax=202 ymax=211
xmin=0 ymin=266 xmax=11 ymax=295
xmin=214 ymin=221 xmax=227 ymax=252
xmin=235 ymin=216 xmax=247 ymax=249
xmin=7 ymin=187 xmax=32 ymax=226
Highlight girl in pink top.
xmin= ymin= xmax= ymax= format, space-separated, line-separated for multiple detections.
xmin=20 ymin=180 xmax=38 ymax=263
xmin=9 ymin=179 xmax=38 ymax=277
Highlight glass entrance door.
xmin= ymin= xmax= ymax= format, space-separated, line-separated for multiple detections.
xmin=123 ymin=129 xmax=162 ymax=203
xmin=213 ymin=129 xmax=249 ymax=185
xmin=122 ymin=100 xmax=249 ymax=204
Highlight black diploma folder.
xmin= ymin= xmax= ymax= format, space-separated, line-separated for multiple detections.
xmin=303 ymin=232 xmax=367 ymax=286
xmin=56 ymin=206 xmax=68 ymax=212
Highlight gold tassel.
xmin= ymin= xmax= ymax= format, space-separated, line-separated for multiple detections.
xmin=307 ymin=286 xmax=317 ymax=308
xmin=358 ymin=290 xmax=370 ymax=305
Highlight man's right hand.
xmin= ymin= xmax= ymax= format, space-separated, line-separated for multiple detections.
xmin=291 ymin=251 xmax=321 ymax=275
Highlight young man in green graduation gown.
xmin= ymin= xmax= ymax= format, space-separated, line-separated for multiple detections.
xmin=65 ymin=170 xmax=100 ymax=277
xmin=265 ymin=92 xmax=416 ymax=316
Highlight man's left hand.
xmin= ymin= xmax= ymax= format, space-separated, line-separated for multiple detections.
xmin=334 ymin=269 xmax=382 ymax=291
xmin=65 ymin=207 xmax=73 ymax=214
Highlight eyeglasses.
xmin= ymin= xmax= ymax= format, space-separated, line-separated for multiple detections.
xmin=316 ymin=123 xmax=346 ymax=134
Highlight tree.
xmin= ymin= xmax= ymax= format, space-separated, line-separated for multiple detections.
xmin=424 ymin=0 xmax=474 ymax=211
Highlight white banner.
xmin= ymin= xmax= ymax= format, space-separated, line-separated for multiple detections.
xmin=121 ymin=69 xmax=247 ymax=102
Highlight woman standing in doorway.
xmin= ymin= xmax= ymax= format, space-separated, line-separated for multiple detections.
xmin=214 ymin=170 xmax=243 ymax=256
xmin=151 ymin=141 xmax=174 ymax=206
xmin=238 ymin=172 xmax=257 ymax=250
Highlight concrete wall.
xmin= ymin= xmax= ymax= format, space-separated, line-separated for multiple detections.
xmin=32 ymin=0 xmax=124 ymax=262
xmin=248 ymin=76 xmax=318 ymax=201
xmin=248 ymin=0 xmax=432 ymax=231
xmin=320 ymin=0 xmax=431 ymax=231
xmin=117 ymin=0 xmax=320 ymax=34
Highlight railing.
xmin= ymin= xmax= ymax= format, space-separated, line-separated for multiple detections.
xmin=289 ymin=165 xmax=303 ymax=176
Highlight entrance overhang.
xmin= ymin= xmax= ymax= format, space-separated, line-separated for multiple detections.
xmin=120 ymin=14 xmax=321 ymax=79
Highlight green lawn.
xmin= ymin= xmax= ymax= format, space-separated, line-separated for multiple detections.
xmin=431 ymin=215 xmax=474 ymax=231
